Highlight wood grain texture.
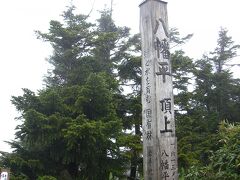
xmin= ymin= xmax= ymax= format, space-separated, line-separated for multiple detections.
xmin=140 ymin=0 xmax=178 ymax=179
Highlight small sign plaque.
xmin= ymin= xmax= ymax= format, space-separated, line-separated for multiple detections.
xmin=0 ymin=169 xmax=10 ymax=180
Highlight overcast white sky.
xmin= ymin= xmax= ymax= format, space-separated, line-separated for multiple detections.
xmin=0 ymin=0 xmax=240 ymax=152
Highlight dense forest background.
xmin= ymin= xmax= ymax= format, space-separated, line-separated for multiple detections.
xmin=1 ymin=5 xmax=240 ymax=180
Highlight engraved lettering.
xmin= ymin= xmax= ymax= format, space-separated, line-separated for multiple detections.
xmin=156 ymin=62 xmax=171 ymax=83
xmin=160 ymin=98 xmax=172 ymax=114
xmin=160 ymin=116 xmax=173 ymax=133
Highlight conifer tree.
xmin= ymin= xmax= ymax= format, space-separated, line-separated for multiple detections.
xmin=1 ymin=6 xmax=135 ymax=179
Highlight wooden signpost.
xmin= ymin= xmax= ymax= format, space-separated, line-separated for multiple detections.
xmin=140 ymin=0 xmax=178 ymax=179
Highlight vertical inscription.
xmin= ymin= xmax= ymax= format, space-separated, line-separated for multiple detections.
xmin=147 ymin=146 xmax=154 ymax=179
xmin=156 ymin=62 xmax=171 ymax=83
xmin=159 ymin=138 xmax=178 ymax=180
xmin=142 ymin=24 xmax=154 ymax=178
xmin=145 ymin=57 xmax=152 ymax=104
xmin=140 ymin=1 xmax=178 ymax=179
xmin=152 ymin=3 xmax=178 ymax=180
xmin=143 ymin=49 xmax=153 ymax=142
xmin=145 ymin=108 xmax=153 ymax=141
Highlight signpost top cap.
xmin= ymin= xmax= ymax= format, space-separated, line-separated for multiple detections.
xmin=139 ymin=0 xmax=168 ymax=7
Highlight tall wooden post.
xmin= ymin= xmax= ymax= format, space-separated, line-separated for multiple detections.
xmin=140 ymin=0 xmax=178 ymax=179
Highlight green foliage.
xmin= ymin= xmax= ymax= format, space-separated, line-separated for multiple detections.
xmin=7 ymin=80 xmax=125 ymax=179
xmin=169 ymin=27 xmax=193 ymax=48
xmin=181 ymin=122 xmax=240 ymax=179
xmin=1 ymin=5 xmax=136 ymax=180
xmin=36 ymin=7 xmax=95 ymax=86
xmin=1 ymin=2 xmax=240 ymax=179
xmin=177 ymin=28 xmax=240 ymax=179
xmin=208 ymin=122 xmax=240 ymax=178
xmin=37 ymin=176 xmax=57 ymax=180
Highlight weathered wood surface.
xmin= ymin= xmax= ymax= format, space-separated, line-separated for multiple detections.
xmin=140 ymin=0 xmax=178 ymax=179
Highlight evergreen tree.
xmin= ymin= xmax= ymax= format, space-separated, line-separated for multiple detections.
xmin=179 ymin=28 xmax=240 ymax=177
xmin=0 ymin=6 xmax=135 ymax=179
xmin=210 ymin=28 xmax=240 ymax=122
xmin=117 ymin=33 xmax=142 ymax=179
xmin=1 ymin=3 xmax=240 ymax=179
xmin=117 ymin=28 xmax=194 ymax=178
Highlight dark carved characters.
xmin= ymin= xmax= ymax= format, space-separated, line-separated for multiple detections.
xmin=156 ymin=62 xmax=171 ymax=83
xmin=154 ymin=38 xmax=170 ymax=59
xmin=160 ymin=116 xmax=173 ymax=133
xmin=160 ymin=98 xmax=172 ymax=114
